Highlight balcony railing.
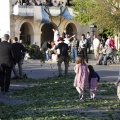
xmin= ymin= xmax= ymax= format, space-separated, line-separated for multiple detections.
xmin=13 ymin=5 xmax=34 ymax=16
xmin=13 ymin=5 xmax=73 ymax=24
xmin=13 ymin=5 xmax=73 ymax=17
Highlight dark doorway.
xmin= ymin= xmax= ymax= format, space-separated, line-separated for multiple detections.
xmin=20 ymin=22 xmax=33 ymax=45
xmin=66 ymin=23 xmax=77 ymax=37
xmin=41 ymin=23 xmax=55 ymax=45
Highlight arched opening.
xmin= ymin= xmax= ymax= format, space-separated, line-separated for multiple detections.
xmin=41 ymin=23 xmax=56 ymax=45
xmin=66 ymin=23 xmax=77 ymax=36
xmin=20 ymin=22 xmax=34 ymax=45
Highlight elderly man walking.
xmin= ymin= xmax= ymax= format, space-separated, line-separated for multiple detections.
xmin=0 ymin=34 xmax=14 ymax=92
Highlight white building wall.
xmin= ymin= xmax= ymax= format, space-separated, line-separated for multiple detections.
xmin=2 ymin=0 xmax=90 ymax=47
xmin=12 ymin=0 xmax=17 ymax=5
xmin=0 ymin=0 xmax=10 ymax=37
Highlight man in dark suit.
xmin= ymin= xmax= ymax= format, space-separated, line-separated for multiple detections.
xmin=0 ymin=34 xmax=13 ymax=92
xmin=55 ymin=37 xmax=69 ymax=77
xmin=12 ymin=37 xmax=28 ymax=79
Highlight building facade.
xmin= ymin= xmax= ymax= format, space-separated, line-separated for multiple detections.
xmin=0 ymin=0 xmax=90 ymax=47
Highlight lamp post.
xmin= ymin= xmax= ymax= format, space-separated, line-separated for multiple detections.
xmin=90 ymin=23 xmax=97 ymax=43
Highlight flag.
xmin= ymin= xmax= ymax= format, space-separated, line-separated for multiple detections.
xmin=62 ymin=7 xmax=72 ymax=20
xmin=34 ymin=6 xmax=50 ymax=24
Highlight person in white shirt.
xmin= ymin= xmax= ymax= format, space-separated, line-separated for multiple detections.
xmin=105 ymin=35 xmax=111 ymax=45
xmin=79 ymin=34 xmax=88 ymax=63
xmin=64 ymin=34 xmax=73 ymax=47
xmin=48 ymin=41 xmax=56 ymax=60
xmin=93 ymin=35 xmax=100 ymax=60
xmin=64 ymin=35 xmax=70 ymax=45
xmin=52 ymin=28 xmax=59 ymax=45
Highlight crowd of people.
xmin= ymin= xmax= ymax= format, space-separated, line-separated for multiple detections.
xmin=15 ymin=0 xmax=68 ymax=7
xmin=42 ymin=27 xmax=117 ymax=65
xmin=0 ymin=32 xmax=119 ymax=102
xmin=40 ymin=27 xmax=118 ymax=81
xmin=41 ymin=28 xmax=92 ymax=78
xmin=41 ymin=28 xmax=92 ymax=64
xmin=94 ymin=35 xmax=116 ymax=65
xmin=40 ymin=29 xmax=101 ymax=99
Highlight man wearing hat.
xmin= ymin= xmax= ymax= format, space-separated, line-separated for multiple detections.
xmin=0 ymin=34 xmax=14 ymax=92
xmin=55 ymin=37 xmax=69 ymax=77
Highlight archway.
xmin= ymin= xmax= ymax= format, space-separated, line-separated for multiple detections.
xmin=66 ymin=23 xmax=77 ymax=37
xmin=20 ymin=22 xmax=34 ymax=45
xmin=41 ymin=23 xmax=55 ymax=45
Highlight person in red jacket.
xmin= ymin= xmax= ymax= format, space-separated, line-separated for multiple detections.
xmin=109 ymin=36 xmax=115 ymax=49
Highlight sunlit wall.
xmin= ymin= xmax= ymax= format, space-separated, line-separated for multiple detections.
xmin=0 ymin=0 xmax=10 ymax=37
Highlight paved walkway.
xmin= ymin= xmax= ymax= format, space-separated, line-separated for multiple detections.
xmin=0 ymin=59 xmax=120 ymax=107
xmin=19 ymin=59 xmax=120 ymax=82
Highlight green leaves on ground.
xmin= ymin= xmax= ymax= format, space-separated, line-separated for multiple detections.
xmin=0 ymin=74 xmax=120 ymax=120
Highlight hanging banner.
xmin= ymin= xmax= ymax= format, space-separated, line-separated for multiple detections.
xmin=34 ymin=6 xmax=50 ymax=24
xmin=13 ymin=5 xmax=71 ymax=23
xmin=62 ymin=7 xmax=72 ymax=20
xmin=44 ymin=6 xmax=72 ymax=20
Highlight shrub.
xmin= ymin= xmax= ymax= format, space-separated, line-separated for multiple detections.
xmin=25 ymin=45 xmax=45 ymax=62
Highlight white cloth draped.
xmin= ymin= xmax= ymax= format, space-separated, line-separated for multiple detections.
xmin=13 ymin=5 xmax=71 ymax=23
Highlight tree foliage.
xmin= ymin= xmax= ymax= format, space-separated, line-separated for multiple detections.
xmin=72 ymin=0 xmax=92 ymax=25
xmin=25 ymin=45 xmax=45 ymax=62
xmin=72 ymin=0 xmax=120 ymax=32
